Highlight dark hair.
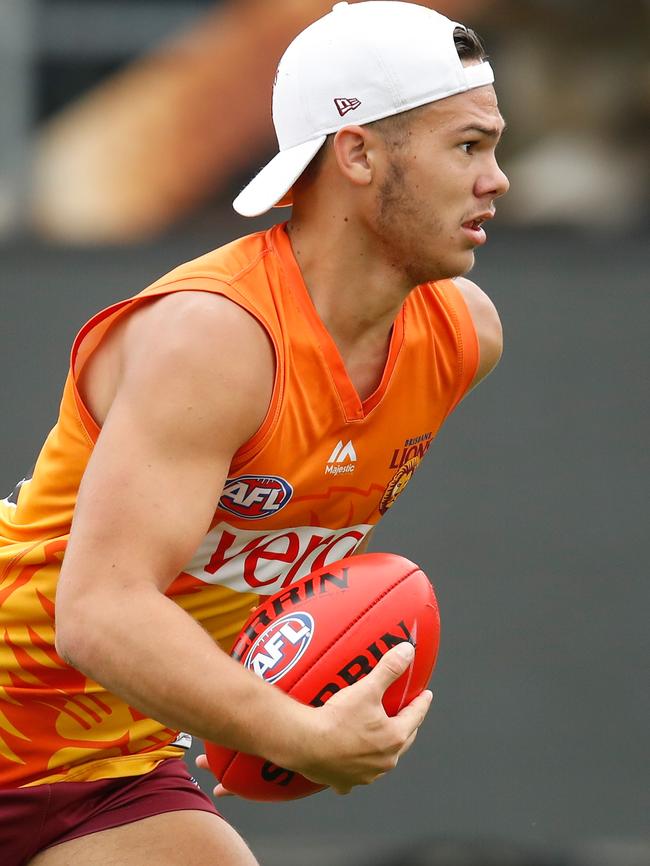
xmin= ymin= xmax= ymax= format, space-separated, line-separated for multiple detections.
xmin=453 ymin=25 xmax=488 ymax=63
xmin=369 ymin=24 xmax=489 ymax=142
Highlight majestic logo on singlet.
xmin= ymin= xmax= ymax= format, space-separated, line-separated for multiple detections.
xmin=325 ymin=440 xmax=357 ymax=476
xmin=244 ymin=612 xmax=315 ymax=684
xmin=219 ymin=475 xmax=293 ymax=520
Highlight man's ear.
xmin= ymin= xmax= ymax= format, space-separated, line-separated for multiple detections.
xmin=331 ymin=126 xmax=377 ymax=189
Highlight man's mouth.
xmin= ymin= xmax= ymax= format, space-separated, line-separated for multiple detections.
xmin=461 ymin=211 xmax=494 ymax=245
xmin=462 ymin=210 xmax=494 ymax=230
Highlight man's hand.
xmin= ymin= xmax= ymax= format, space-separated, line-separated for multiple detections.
xmin=197 ymin=642 xmax=433 ymax=797
xmin=295 ymin=642 xmax=433 ymax=794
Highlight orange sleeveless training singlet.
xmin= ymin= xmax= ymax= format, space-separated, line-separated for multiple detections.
xmin=0 ymin=224 xmax=478 ymax=787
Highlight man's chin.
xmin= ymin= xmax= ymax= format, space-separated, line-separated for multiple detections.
xmin=408 ymin=251 xmax=475 ymax=287
xmin=438 ymin=251 xmax=476 ymax=282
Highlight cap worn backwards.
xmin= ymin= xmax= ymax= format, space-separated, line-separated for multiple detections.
xmin=233 ymin=1 xmax=494 ymax=217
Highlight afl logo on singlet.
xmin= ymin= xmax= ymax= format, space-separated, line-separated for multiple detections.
xmin=219 ymin=475 xmax=293 ymax=520
xmin=244 ymin=612 xmax=315 ymax=684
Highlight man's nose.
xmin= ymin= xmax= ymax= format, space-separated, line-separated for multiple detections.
xmin=478 ymin=158 xmax=510 ymax=199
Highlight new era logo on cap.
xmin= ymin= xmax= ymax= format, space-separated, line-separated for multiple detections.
xmin=334 ymin=97 xmax=361 ymax=116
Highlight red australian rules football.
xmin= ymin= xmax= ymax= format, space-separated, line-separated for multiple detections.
xmin=204 ymin=552 xmax=440 ymax=801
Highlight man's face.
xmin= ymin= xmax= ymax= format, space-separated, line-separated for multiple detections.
xmin=371 ymin=84 xmax=509 ymax=285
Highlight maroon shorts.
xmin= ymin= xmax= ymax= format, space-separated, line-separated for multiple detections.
xmin=0 ymin=759 xmax=220 ymax=866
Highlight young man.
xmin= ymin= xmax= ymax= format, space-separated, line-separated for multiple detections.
xmin=0 ymin=2 xmax=508 ymax=864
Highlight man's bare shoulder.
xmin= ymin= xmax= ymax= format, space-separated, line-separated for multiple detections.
xmin=82 ymin=290 xmax=275 ymax=437
xmin=451 ymin=276 xmax=497 ymax=317
xmin=124 ymin=290 xmax=267 ymax=354
xmin=452 ymin=276 xmax=503 ymax=390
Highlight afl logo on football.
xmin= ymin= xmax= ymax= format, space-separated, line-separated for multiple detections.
xmin=219 ymin=475 xmax=293 ymax=520
xmin=244 ymin=612 xmax=315 ymax=684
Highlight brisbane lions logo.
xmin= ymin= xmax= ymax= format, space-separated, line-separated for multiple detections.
xmin=379 ymin=457 xmax=420 ymax=515
xmin=219 ymin=475 xmax=293 ymax=520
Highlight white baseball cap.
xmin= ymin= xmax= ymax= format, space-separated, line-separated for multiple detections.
xmin=233 ymin=1 xmax=494 ymax=217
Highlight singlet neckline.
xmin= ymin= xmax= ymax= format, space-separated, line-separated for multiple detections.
xmin=271 ymin=223 xmax=406 ymax=422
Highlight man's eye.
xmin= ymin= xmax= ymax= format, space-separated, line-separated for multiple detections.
xmin=461 ymin=141 xmax=478 ymax=154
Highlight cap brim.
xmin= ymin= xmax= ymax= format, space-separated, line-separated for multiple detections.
xmin=233 ymin=137 xmax=327 ymax=217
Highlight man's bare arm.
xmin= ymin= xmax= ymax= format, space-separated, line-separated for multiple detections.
xmin=55 ymin=291 xmax=431 ymax=793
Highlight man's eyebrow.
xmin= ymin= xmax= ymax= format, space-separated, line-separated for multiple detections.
xmin=457 ymin=122 xmax=507 ymax=138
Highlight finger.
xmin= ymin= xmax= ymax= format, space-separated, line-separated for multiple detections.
xmin=195 ymin=753 xmax=209 ymax=770
xmin=333 ymin=768 xmax=388 ymax=795
xmin=214 ymin=783 xmax=234 ymax=797
xmin=363 ymin=641 xmax=415 ymax=696
xmin=395 ymin=688 xmax=433 ymax=733
xmin=397 ymin=727 xmax=419 ymax=759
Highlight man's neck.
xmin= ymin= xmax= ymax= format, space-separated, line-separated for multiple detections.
xmin=286 ymin=214 xmax=413 ymax=351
